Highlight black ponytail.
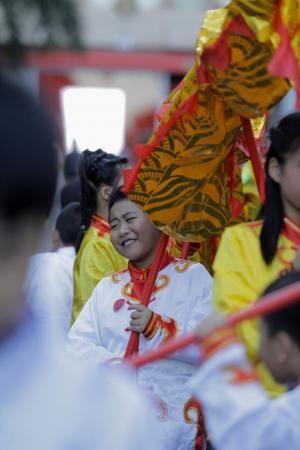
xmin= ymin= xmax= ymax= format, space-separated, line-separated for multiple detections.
xmin=75 ymin=149 xmax=127 ymax=252
xmin=260 ymin=112 xmax=300 ymax=264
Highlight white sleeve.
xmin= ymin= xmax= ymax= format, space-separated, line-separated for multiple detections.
xmin=155 ymin=264 xmax=212 ymax=365
xmin=68 ymin=284 xmax=123 ymax=365
xmin=185 ymin=263 xmax=212 ymax=332
xmin=190 ymin=343 xmax=300 ymax=450
xmin=79 ymin=366 xmax=164 ymax=450
xmin=101 ymin=369 xmax=163 ymax=450
xmin=25 ymin=254 xmax=72 ymax=336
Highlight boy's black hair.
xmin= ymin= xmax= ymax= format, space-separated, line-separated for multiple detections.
xmin=76 ymin=150 xmax=127 ymax=252
xmin=0 ymin=77 xmax=57 ymax=221
xmin=60 ymin=179 xmax=81 ymax=208
xmin=108 ymin=188 xmax=127 ymax=213
xmin=260 ymin=112 xmax=300 ymax=265
xmin=55 ymin=202 xmax=81 ymax=246
xmin=262 ymin=271 xmax=300 ymax=346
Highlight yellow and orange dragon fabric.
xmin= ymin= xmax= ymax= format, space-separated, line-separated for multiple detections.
xmin=123 ymin=0 xmax=300 ymax=271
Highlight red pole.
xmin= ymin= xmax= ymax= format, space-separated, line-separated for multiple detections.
xmin=124 ymin=233 xmax=169 ymax=359
xmin=241 ymin=117 xmax=265 ymax=203
xmin=130 ymin=281 xmax=300 ymax=367
xmin=180 ymin=242 xmax=191 ymax=260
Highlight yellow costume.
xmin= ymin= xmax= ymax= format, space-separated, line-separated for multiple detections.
xmin=73 ymin=215 xmax=127 ymax=321
xmin=213 ymin=217 xmax=300 ymax=396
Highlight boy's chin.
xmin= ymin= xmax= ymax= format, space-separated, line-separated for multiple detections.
xmin=115 ymin=245 xmax=133 ymax=259
xmin=118 ymin=243 xmax=141 ymax=261
xmin=119 ymin=248 xmax=138 ymax=261
xmin=125 ymin=251 xmax=148 ymax=267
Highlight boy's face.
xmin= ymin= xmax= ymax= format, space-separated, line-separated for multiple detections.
xmin=259 ymin=319 xmax=295 ymax=384
xmin=109 ymin=199 xmax=161 ymax=268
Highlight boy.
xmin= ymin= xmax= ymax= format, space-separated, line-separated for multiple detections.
xmin=191 ymin=271 xmax=300 ymax=450
xmin=0 ymin=77 xmax=160 ymax=450
xmin=26 ymin=202 xmax=81 ymax=335
xmin=69 ymin=189 xmax=212 ymax=450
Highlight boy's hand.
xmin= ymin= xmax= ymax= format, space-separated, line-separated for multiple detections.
xmin=195 ymin=312 xmax=228 ymax=339
xmin=127 ymin=304 xmax=152 ymax=333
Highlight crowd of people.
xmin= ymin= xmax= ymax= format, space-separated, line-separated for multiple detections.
xmin=1 ymin=66 xmax=300 ymax=450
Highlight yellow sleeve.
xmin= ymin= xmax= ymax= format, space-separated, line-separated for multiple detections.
xmin=213 ymin=226 xmax=259 ymax=312
xmin=213 ymin=226 xmax=259 ymax=360
xmin=73 ymin=236 xmax=127 ymax=320
xmin=213 ymin=225 xmax=285 ymax=396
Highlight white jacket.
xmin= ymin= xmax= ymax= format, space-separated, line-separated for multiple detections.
xmin=25 ymin=247 xmax=75 ymax=335
xmin=191 ymin=342 xmax=300 ymax=450
xmin=0 ymin=313 xmax=161 ymax=450
xmin=69 ymin=259 xmax=212 ymax=450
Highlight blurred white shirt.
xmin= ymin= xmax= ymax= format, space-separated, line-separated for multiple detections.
xmin=0 ymin=312 xmax=161 ymax=450
xmin=25 ymin=247 xmax=75 ymax=335
xmin=190 ymin=343 xmax=300 ymax=450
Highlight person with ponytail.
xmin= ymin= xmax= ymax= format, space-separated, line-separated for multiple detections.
xmin=73 ymin=149 xmax=128 ymax=320
xmin=213 ymin=111 xmax=300 ymax=396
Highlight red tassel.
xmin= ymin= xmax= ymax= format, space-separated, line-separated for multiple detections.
xmin=268 ymin=1 xmax=300 ymax=109
xmin=241 ymin=117 xmax=265 ymax=203
xmin=180 ymin=242 xmax=191 ymax=260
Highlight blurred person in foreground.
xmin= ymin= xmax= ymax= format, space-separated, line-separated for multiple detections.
xmin=25 ymin=202 xmax=81 ymax=336
xmin=191 ymin=271 xmax=300 ymax=450
xmin=0 ymin=77 xmax=160 ymax=450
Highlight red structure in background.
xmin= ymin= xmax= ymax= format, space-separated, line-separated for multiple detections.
xmin=126 ymin=109 xmax=156 ymax=159
xmin=39 ymin=73 xmax=73 ymax=147
xmin=30 ymin=49 xmax=193 ymax=154
xmin=26 ymin=49 xmax=194 ymax=73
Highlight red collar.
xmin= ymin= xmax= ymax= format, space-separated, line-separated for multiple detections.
xmin=128 ymin=252 xmax=174 ymax=284
xmin=283 ymin=217 xmax=300 ymax=247
xmin=91 ymin=214 xmax=110 ymax=237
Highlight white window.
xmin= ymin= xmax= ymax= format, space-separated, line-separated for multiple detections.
xmin=61 ymin=86 xmax=126 ymax=155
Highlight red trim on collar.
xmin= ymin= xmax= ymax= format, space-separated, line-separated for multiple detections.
xmin=128 ymin=252 xmax=174 ymax=284
xmin=91 ymin=214 xmax=110 ymax=237
xmin=127 ymin=252 xmax=174 ymax=304
xmin=283 ymin=217 xmax=300 ymax=247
